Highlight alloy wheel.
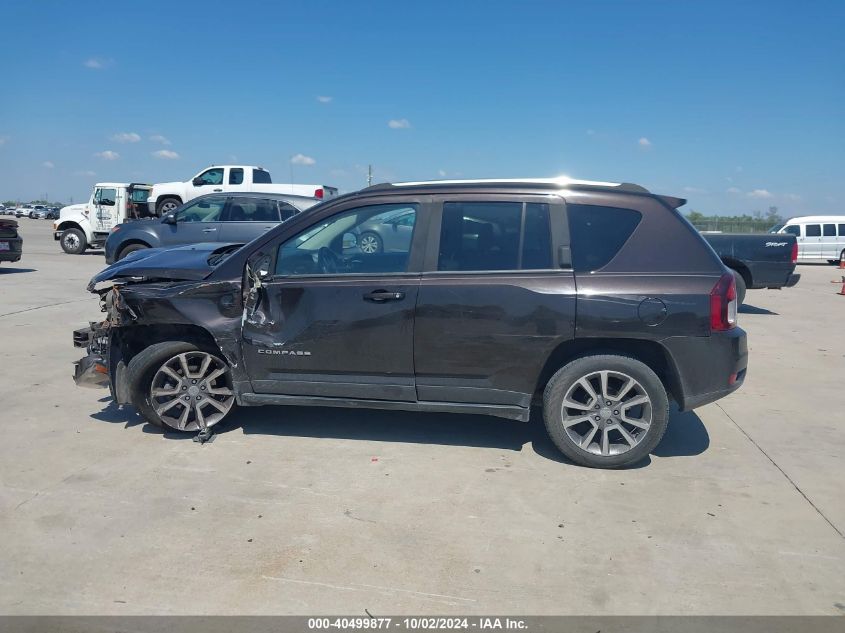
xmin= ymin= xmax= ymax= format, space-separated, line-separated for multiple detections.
xmin=559 ymin=370 xmax=653 ymax=457
xmin=149 ymin=351 xmax=234 ymax=431
xmin=359 ymin=234 xmax=380 ymax=254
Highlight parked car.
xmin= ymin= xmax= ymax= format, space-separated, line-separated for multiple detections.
xmin=29 ymin=204 xmax=46 ymax=219
xmin=45 ymin=207 xmax=60 ymax=220
xmin=73 ymin=177 xmax=747 ymax=469
xmin=0 ymin=218 xmax=23 ymax=264
xmin=16 ymin=206 xmax=32 ymax=218
xmin=701 ymin=232 xmax=799 ymax=304
xmin=770 ymin=216 xmax=845 ymax=264
xmin=104 ymin=192 xmax=317 ymax=263
xmin=148 ymin=164 xmax=339 ymax=216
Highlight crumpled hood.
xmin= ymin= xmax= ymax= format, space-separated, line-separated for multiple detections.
xmin=87 ymin=242 xmax=242 ymax=291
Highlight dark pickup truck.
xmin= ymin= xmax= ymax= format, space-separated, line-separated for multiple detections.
xmin=702 ymin=232 xmax=800 ymax=304
xmin=0 ymin=218 xmax=23 ymax=265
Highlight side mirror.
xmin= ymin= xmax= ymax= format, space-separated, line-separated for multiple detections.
xmin=161 ymin=212 xmax=177 ymax=225
xmin=192 ymin=177 xmax=204 ymax=186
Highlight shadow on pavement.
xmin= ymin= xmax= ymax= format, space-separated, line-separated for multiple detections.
xmin=89 ymin=395 xmax=709 ymax=467
xmin=0 ymin=267 xmax=36 ymax=274
xmin=739 ymin=303 xmax=778 ymax=315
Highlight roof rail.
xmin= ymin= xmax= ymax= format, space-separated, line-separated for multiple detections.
xmin=361 ymin=178 xmax=650 ymax=194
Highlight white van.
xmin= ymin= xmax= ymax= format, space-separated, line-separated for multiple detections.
xmin=772 ymin=216 xmax=845 ymax=263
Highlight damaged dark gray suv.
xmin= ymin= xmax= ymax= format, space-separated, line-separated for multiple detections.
xmin=73 ymin=178 xmax=747 ymax=468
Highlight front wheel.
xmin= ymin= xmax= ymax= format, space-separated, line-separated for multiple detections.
xmin=542 ymin=355 xmax=669 ymax=468
xmin=117 ymin=243 xmax=149 ymax=261
xmin=126 ymin=341 xmax=235 ymax=431
xmin=358 ymin=231 xmax=383 ymax=254
xmin=60 ymin=228 xmax=87 ymax=254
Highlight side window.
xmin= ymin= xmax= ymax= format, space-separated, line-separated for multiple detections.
xmin=253 ymin=169 xmax=272 ymax=184
xmin=176 ymin=196 xmax=227 ymax=222
xmin=275 ymin=204 xmax=418 ymax=276
xmin=229 ymin=168 xmax=244 ymax=185
xmin=805 ymin=224 xmax=821 ymax=237
xmin=438 ymin=202 xmax=551 ymax=271
xmin=224 ymin=198 xmax=281 ymax=222
xmin=279 ymin=202 xmax=300 ymax=221
xmin=823 ymin=224 xmax=836 ymax=236
xmin=94 ymin=188 xmax=116 ymax=206
xmin=197 ymin=168 xmax=224 ymax=185
xmin=567 ymin=204 xmax=642 ymax=272
xmin=838 ymin=224 xmax=845 ymax=237
xmin=784 ymin=225 xmax=801 ymax=236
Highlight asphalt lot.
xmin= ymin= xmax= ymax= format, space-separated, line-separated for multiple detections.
xmin=1 ymin=218 xmax=843 ymax=615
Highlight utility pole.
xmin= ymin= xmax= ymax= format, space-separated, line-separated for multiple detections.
xmin=367 ymin=164 xmax=373 ymax=187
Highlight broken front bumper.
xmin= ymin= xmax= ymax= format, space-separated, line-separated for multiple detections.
xmin=72 ymin=323 xmax=110 ymax=389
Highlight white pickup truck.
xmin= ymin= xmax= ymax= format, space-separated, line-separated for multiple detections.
xmin=148 ymin=165 xmax=338 ymax=215
xmin=54 ymin=183 xmax=152 ymax=254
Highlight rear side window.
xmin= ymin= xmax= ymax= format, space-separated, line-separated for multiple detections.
xmin=437 ymin=202 xmax=552 ymax=271
xmin=225 ymin=198 xmax=281 ymax=222
xmin=253 ymin=169 xmax=272 ymax=184
xmin=784 ymin=225 xmax=801 ymax=236
xmin=806 ymin=224 xmax=821 ymax=237
xmin=823 ymin=224 xmax=836 ymax=236
xmin=567 ymin=204 xmax=642 ymax=272
xmin=229 ymin=168 xmax=244 ymax=185
xmin=279 ymin=202 xmax=300 ymax=221
xmin=839 ymin=224 xmax=845 ymax=236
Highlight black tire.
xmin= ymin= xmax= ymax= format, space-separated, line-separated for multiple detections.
xmin=126 ymin=340 xmax=235 ymax=431
xmin=60 ymin=228 xmax=87 ymax=254
xmin=117 ymin=243 xmax=149 ymax=261
xmin=542 ymin=354 xmax=670 ymax=469
xmin=358 ymin=231 xmax=383 ymax=254
xmin=731 ymin=269 xmax=747 ymax=306
xmin=156 ymin=196 xmax=181 ymax=215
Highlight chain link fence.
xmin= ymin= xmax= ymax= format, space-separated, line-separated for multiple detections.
xmin=688 ymin=219 xmax=777 ymax=233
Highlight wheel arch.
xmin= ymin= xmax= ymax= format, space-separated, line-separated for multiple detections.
xmin=720 ymin=257 xmax=751 ymax=286
xmin=116 ymin=239 xmax=152 ymax=258
xmin=57 ymin=220 xmax=83 ymax=233
xmin=534 ymin=338 xmax=682 ymax=404
xmin=115 ymin=323 xmax=225 ymax=367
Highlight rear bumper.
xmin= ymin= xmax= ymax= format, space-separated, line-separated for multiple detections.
xmin=663 ymin=328 xmax=748 ymax=411
xmin=0 ymin=237 xmax=23 ymax=262
xmin=784 ymin=273 xmax=800 ymax=287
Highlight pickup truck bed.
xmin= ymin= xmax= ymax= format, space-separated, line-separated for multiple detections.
xmin=702 ymin=232 xmax=800 ymax=304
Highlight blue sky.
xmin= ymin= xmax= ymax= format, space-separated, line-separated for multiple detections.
xmin=1 ymin=0 xmax=843 ymax=215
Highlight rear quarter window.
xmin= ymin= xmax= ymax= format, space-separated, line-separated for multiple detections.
xmin=567 ymin=204 xmax=642 ymax=272
xmin=253 ymin=169 xmax=272 ymax=184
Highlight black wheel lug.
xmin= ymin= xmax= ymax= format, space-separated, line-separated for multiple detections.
xmin=196 ymin=396 xmax=202 ymax=401
xmin=183 ymin=396 xmax=190 ymax=401
xmin=613 ymin=410 xmax=619 ymax=415
xmin=181 ymin=386 xmax=187 ymax=390
xmin=192 ymin=379 xmax=197 ymax=385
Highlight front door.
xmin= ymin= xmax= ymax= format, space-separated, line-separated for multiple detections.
xmin=242 ymin=200 xmax=427 ymax=401
xmin=801 ymin=223 xmax=822 ymax=261
xmin=162 ymin=195 xmax=227 ymax=247
xmin=92 ymin=186 xmax=118 ymax=232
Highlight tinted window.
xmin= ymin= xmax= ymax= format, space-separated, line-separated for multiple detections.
xmin=568 ymin=204 xmax=642 ymax=272
xmin=130 ymin=188 xmax=149 ymax=203
xmin=253 ymin=169 xmax=272 ymax=184
xmin=197 ymin=168 xmax=224 ymax=185
xmin=229 ymin=168 xmax=244 ymax=185
xmin=276 ymin=204 xmax=417 ymax=276
xmin=438 ymin=202 xmax=551 ymax=271
xmin=224 ymin=198 xmax=281 ymax=222
xmin=806 ymin=224 xmax=821 ymax=237
xmin=95 ymin=188 xmax=116 ymax=206
xmin=784 ymin=225 xmax=801 ymax=236
xmin=839 ymin=224 xmax=845 ymax=236
xmin=176 ymin=196 xmax=226 ymax=222
xmin=279 ymin=202 xmax=299 ymax=221
xmin=823 ymin=223 xmax=836 ymax=236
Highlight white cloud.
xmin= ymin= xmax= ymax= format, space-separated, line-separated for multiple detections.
xmin=84 ymin=57 xmax=112 ymax=69
xmin=291 ymin=153 xmax=316 ymax=166
xmin=76 ymin=170 xmax=97 ymax=177
xmin=111 ymin=132 xmax=140 ymax=143
xmin=388 ymin=118 xmax=411 ymax=129
xmin=149 ymin=134 xmax=171 ymax=145
xmin=438 ymin=169 xmax=447 ymax=177
xmin=152 ymin=149 xmax=180 ymax=160
xmin=95 ymin=150 xmax=120 ymax=160
xmin=42 ymin=161 xmax=55 ymax=168
xmin=726 ymin=187 xmax=742 ymax=194
xmin=747 ymin=189 xmax=773 ymax=199
xmin=683 ymin=186 xmax=707 ymax=194
xmin=316 ymin=96 xmax=333 ymax=103
xmin=638 ymin=137 xmax=652 ymax=147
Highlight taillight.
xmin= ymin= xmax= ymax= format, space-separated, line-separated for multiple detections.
xmin=314 ymin=188 xmax=324 ymax=200
xmin=710 ymin=272 xmax=737 ymax=331
xmin=790 ymin=241 xmax=798 ymax=264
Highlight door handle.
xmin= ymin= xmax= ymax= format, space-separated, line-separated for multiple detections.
xmin=363 ymin=289 xmax=405 ymax=302
xmin=203 ymin=228 xmax=217 ymax=233
xmin=213 ymin=188 xmax=223 ymax=192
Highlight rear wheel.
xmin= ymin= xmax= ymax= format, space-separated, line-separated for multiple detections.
xmin=358 ymin=231 xmax=383 ymax=254
xmin=126 ymin=341 xmax=235 ymax=431
xmin=117 ymin=243 xmax=149 ymax=261
xmin=60 ymin=228 xmax=87 ymax=254
xmin=731 ymin=269 xmax=747 ymax=306
xmin=542 ymin=355 xmax=669 ymax=468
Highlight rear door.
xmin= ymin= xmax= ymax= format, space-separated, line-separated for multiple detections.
xmin=218 ymin=196 xmax=289 ymax=244
xmin=241 ymin=196 xmax=429 ymax=401
xmin=413 ymin=194 xmax=575 ymax=409
xmin=821 ymin=223 xmax=838 ymax=260
xmin=802 ymin=223 xmax=823 ymax=261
